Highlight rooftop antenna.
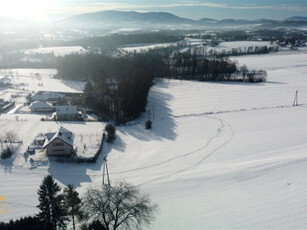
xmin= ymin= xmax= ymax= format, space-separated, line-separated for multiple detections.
xmin=102 ymin=156 xmax=110 ymax=186
xmin=293 ymin=89 xmax=298 ymax=106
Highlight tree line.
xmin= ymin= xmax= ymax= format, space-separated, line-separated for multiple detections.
xmin=56 ymin=52 xmax=266 ymax=123
xmin=0 ymin=175 xmax=157 ymax=230
xmin=72 ymin=33 xmax=182 ymax=51
xmin=166 ymin=52 xmax=266 ymax=82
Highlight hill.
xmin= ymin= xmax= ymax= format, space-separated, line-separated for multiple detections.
xmin=286 ymin=16 xmax=307 ymax=21
xmin=61 ymin=10 xmax=194 ymax=28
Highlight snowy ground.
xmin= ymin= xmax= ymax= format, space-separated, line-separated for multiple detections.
xmin=0 ymin=69 xmax=85 ymax=93
xmin=119 ymin=42 xmax=178 ymax=53
xmin=210 ymin=41 xmax=273 ymax=53
xmin=1 ymin=51 xmax=307 ymax=229
xmin=0 ymin=68 xmax=85 ymax=112
xmin=23 ymin=46 xmax=85 ymax=57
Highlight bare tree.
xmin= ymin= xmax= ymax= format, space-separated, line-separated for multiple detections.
xmin=82 ymin=182 xmax=158 ymax=230
xmin=5 ymin=130 xmax=18 ymax=145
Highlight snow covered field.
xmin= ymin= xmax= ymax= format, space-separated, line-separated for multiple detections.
xmin=24 ymin=46 xmax=85 ymax=57
xmin=210 ymin=41 xmax=273 ymax=53
xmin=0 ymin=68 xmax=85 ymax=109
xmin=1 ymin=51 xmax=307 ymax=229
xmin=120 ymin=42 xmax=178 ymax=53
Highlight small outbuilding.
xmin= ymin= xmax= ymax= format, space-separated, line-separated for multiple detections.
xmin=43 ymin=126 xmax=74 ymax=157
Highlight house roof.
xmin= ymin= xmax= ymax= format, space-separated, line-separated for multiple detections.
xmin=32 ymin=91 xmax=64 ymax=101
xmin=29 ymin=101 xmax=53 ymax=110
xmin=0 ymin=75 xmax=12 ymax=84
xmin=56 ymin=106 xmax=77 ymax=115
xmin=43 ymin=126 xmax=74 ymax=149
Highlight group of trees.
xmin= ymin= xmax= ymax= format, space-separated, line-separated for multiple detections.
xmin=57 ymin=53 xmax=164 ymax=124
xmin=0 ymin=175 xmax=157 ymax=230
xmin=167 ymin=52 xmax=266 ymax=82
xmin=56 ymin=51 xmax=266 ymax=123
xmin=73 ymin=33 xmax=182 ymax=52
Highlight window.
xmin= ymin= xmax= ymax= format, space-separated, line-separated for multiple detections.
xmin=53 ymin=149 xmax=64 ymax=152
xmin=52 ymin=142 xmax=64 ymax=146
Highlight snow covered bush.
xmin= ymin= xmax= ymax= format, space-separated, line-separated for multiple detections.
xmin=105 ymin=124 xmax=116 ymax=143
xmin=1 ymin=147 xmax=13 ymax=159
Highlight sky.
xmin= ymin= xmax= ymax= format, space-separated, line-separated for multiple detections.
xmin=1 ymin=0 xmax=307 ymax=21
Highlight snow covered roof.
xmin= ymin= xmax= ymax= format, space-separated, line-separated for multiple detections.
xmin=56 ymin=106 xmax=77 ymax=115
xmin=29 ymin=101 xmax=53 ymax=110
xmin=0 ymin=75 xmax=12 ymax=84
xmin=43 ymin=126 xmax=74 ymax=148
xmin=32 ymin=91 xmax=64 ymax=101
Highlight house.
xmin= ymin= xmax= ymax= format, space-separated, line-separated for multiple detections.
xmin=56 ymin=106 xmax=78 ymax=120
xmin=43 ymin=126 xmax=74 ymax=157
xmin=29 ymin=101 xmax=53 ymax=112
xmin=31 ymin=91 xmax=64 ymax=102
xmin=0 ymin=75 xmax=12 ymax=85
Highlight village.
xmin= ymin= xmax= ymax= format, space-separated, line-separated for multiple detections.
xmin=0 ymin=69 xmax=108 ymax=165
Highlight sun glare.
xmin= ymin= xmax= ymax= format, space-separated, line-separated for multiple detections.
xmin=1 ymin=0 xmax=53 ymax=20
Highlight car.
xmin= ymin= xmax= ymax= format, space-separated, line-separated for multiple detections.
xmin=28 ymin=146 xmax=35 ymax=154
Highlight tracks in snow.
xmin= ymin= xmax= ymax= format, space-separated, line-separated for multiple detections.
xmin=112 ymin=116 xmax=226 ymax=175
xmin=137 ymin=120 xmax=234 ymax=186
xmin=116 ymin=104 xmax=300 ymax=186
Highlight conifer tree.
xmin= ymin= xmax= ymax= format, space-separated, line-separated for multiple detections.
xmin=37 ymin=175 xmax=67 ymax=230
xmin=63 ymin=184 xmax=83 ymax=230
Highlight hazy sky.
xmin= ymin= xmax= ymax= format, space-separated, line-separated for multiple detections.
xmin=2 ymin=0 xmax=307 ymax=21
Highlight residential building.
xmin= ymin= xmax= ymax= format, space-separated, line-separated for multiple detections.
xmin=56 ymin=105 xmax=78 ymax=120
xmin=29 ymin=101 xmax=53 ymax=112
xmin=43 ymin=126 xmax=74 ymax=157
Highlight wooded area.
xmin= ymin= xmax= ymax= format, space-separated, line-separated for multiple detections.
xmin=56 ymin=52 xmax=265 ymax=123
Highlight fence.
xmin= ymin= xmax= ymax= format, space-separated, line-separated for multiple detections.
xmin=56 ymin=132 xmax=106 ymax=164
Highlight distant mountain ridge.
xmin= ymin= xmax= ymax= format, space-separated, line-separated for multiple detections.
xmin=1 ymin=11 xmax=307 ymax=30
xmin=61 ymin=10 xmax=307 ymax=29
xmin=62 ymin=10 xmax=194 ymax=27
xmin=285 ymin=16 xmax=307 ymax=21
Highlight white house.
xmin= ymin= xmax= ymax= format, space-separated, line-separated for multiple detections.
xmin=0 ymin=75 xmax=12 ymax=85
xmin=56 ymin=106 xmax=78 ymax=120
xmin=31 ymin=91 xmax=64 ymax=102
xmin=43 ymin=126 xmax=74 ymax=156
xmin=29 ymin=101 xmax=53 ymax=112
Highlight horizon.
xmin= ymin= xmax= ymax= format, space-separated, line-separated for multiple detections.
xmin=1 ymin=0 xmax=307 ymax=22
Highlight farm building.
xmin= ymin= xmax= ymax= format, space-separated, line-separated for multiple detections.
xmin=31 ymin=91 xmax=64 ymax=102
xmin=43 ymin=126 xmax=74 ymax=157
xmin=56 ymin=106 xmax=78 ymax=120
xmin=29 ymin=101 xmax=53 ymax=112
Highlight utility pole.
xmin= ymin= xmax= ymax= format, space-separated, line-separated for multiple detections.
xmin=152 ymin=104 xmax=155 ymax=121
xmin=293 ymin=90 xmax=298 ymax=106
xmin=102 ymin=156 xmax=110 ymax=186
xmin=147 ymin=109 xmax=151 ymax=121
